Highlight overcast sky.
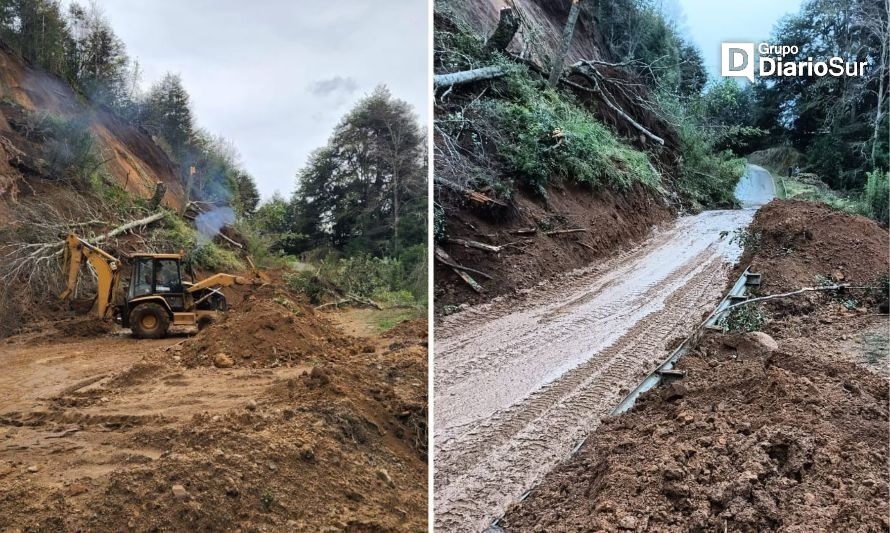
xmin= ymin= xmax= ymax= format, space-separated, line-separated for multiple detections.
xmin=88 ymin=0 xmax=428 ymax=200
xmin=674 ymin=0 xmax=804 ymax=77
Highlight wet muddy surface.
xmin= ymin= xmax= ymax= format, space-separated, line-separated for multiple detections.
xmin=433 ymin=166 xmax=775 ymax=531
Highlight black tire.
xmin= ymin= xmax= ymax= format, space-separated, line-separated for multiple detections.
xmin=129 ymin=302 xmax=170 ymax=339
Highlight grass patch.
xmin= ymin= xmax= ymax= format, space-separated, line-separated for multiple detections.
xmin=719 ymin=303 xmax=767 ymax=332
xmin=376 ymin=307 xmax=425 ymax=332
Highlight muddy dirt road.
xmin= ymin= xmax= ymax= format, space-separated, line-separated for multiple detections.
xmin=434 ymin=166 xmax=775 ymax=531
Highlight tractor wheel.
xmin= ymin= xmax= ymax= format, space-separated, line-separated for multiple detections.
xmin=129 ymin=302 xmax=170 ymax=339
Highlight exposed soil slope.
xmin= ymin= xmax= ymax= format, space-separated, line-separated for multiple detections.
xmin=0 ymin=44 xmax=183 ymax=210
xmin=502 ymin=200 xmax=889 ymax=532
xmin=436 ymin=183 xmax=672 ymax=309
xmin=0 ymin=290 xmax=428 ymax=531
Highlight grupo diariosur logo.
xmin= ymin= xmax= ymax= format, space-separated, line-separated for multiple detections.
xmin=721 ymin=42 xmax=867 ymax=82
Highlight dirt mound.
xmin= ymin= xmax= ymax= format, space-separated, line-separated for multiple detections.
xmin=737 ymin=200 xmax=889 ymax=293
xmin=383 ymin=317 xmax=428 ymax=341
xmin=502 ymin=199 xmax=889 ymax=531
xmin=503 ymin=317 xmax=889 ymax=532
xmin=176 ymin=294 xmax=352 ymax=368
xmin=54 ymin=317 xmax=117 ymax=338
xmin=0 ymin=303 xmax=428 ymax=530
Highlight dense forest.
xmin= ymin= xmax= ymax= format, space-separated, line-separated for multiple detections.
xmin=745 ymin=0 xmax=888 ymax=225
xmin=0 ymin=0 xmax=427 ymax=318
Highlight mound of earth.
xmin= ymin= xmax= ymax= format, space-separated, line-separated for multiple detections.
xmin=503 ymin=200 xmax=889 ymax=531
xmin=736 ymin=199 xmax=889 ymax=293
xmin=176 ymin=293 xmax=354 ymax=368
xmin=0 ymin=302 xmax=429 ymax=530
xmin=503 ymin=324 xmax=889 ymax=532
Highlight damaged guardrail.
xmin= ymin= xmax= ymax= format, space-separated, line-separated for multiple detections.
xmin=485 ymin=266 xmax=761 ymax=532
xmin=610 ymin=267 xmax=760 ymax=415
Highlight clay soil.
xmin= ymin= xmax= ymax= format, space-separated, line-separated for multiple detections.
xmin=0 ymin=287 xmax=428 ymax=531
xmin=502 ymin=200 xmax=889 ymax=532
xmin=435 ymin=183 xmax=672 ymax=311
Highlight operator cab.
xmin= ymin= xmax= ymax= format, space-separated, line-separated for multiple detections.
xmin=129 ymin=254 xmax=187 ymax=312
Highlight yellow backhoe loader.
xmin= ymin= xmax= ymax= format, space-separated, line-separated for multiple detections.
xmin=60 ymin=233 xmax=261 ymax=339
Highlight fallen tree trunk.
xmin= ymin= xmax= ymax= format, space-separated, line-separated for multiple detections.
xmin=722 ymin=284 xmax=879 ymax=313
xmin=448 ymin=238 xmax=503 ymax=253
xmin=545 ymin=228 xmax=587 ymax=236
xmin=435 ymin=177 xmax=508 ymax=207
xmin=434 ymin=66 xmax=506 ymax=89
xmin=434 ymin=246 xmax=493 ymax=280
xmin=94 ymin=211 xmax=166 ymax=243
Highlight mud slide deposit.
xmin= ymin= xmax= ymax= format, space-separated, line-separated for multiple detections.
xmin=433 ymin=166 xmax=774 ymax=531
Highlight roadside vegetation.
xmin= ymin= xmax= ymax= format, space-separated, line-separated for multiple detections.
xmin=434 ymin=0 xmax=749 ymax=225
xmin=742 ymin=0 xmax=888 ymax=225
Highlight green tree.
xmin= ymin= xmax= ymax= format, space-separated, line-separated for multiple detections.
xmin=289 ymin=87 xmax=426 ymax=258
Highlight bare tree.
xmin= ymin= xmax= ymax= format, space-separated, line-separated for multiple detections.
xmin=548 ymin=0 xmax=583 ymax=87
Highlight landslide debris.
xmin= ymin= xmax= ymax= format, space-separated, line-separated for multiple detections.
xmin=502 ymin=200 xmax=889 ymax=532
xmin=0 ymin=289 xmax=429 ymax=531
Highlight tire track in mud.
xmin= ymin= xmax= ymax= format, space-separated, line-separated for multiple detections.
xmin=434 ymin=210 xmax=755 ymax=532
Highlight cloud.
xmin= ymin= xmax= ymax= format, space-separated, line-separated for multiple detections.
xmin=307 ymin=75 xmax=359 ymax=97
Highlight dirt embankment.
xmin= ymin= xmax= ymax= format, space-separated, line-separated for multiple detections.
xmin=0 ymin=288 xmax=428 ymax=531
xmin=502 ymin=200 xmax=889 ymax=532
xmin=436 ymin=183 xmax=672 ymax=310
xmin=0 ymin=44 xmax=184 ymax=210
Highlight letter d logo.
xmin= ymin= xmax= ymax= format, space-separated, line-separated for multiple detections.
xmin=721 ymin=42 xmax=755 ymax=82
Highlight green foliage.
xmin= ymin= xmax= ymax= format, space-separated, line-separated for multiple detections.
xmin=35 ymin=113 xmax=106 ymax=187
xmin=191 ymin=243 xmax=243 ymax=273
xmin=749 ymin=0 xmax=886 ymax=190
xmin=656 ymin=93 xmax=746 ymax=208
xmin=287 ymin=87 xmax=426 ymax=258
xmin=284 ymin=270 xmax=325 ymax=304
xmin=720 ymin=304 xmax=767 ymax=332
xmin=863 ymin=170 xmax=889 ymax=226
xmin=730 ymin=228 xmax=762 ymax=251
xmin=285 ymin=248 xmax=426 ymax=307
xmin=486 ymin=69 xmax=659 ymax=195
xmin=586 ymin=0 xmax=706 ymax=96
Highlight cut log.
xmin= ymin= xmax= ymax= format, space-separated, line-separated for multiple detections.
xmin=434 ymin=246 xmax=493 ymax=280
xmin=435 ymin=177 xmax=508 ymax=207
xmin=486 ymin=7 xmax=520 ymax=52
xmin=434 ymin=66 xmax=506 ymax=89
xmin=545 ymin=228 xmax=587 ymax=236
xmin=448 ymin=238 xmax=503 ymax=253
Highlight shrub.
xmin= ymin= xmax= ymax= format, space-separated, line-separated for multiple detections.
xmin=486 ymin=69 xmax=660 ymax=196
xmin=36 ymin=113 xmax=106 ymax=187
xmin=720 ymin=303 xmax=766 ymax=332
xmin=863 ymin=170 xmax=889 ymax=226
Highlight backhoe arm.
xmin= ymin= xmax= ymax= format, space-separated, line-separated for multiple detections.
xmin=185 ymin=272 xmax=253 ymax=293
xmin=60 ymin=234 xmax=122 ymax=319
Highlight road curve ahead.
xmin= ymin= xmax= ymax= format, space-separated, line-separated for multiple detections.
xmin=433 ymin=165 xmax=775 ymax=532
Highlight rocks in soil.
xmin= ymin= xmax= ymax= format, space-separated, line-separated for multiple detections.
xmin=171 ymin=484 xmax=188 ymax=499
xmin=212 ymin=353 xmax=234 ymax=368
